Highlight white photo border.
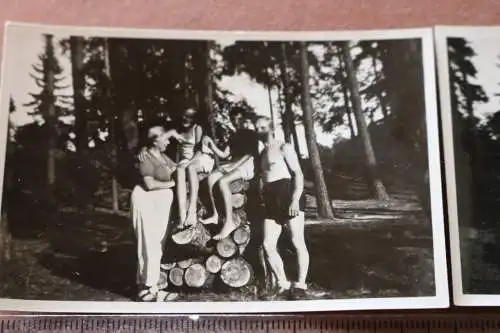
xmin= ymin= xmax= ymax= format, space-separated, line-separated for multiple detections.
xmin=0 ymin=22 xmax=448 ymax=313
xmin=436 ymin=25 xmax=500 ymax=307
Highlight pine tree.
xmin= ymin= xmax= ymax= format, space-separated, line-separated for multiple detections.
xmin=342 ymin=41 xmax=390 ymax=201
xmin=25 ymin=34 xmax=72 ymax=187
xmin=299 ymin=41 xmax=334 ymax=218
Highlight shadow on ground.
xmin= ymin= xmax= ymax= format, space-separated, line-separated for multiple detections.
xmin=460 ymin=227 xmax=500 ymax=294
xmin=0 ymin=205 xmax=435 ymax=301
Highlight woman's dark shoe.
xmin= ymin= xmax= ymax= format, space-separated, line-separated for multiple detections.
xmin=136 ymin=286 xmax=158 ymax=302
xmin=258 ymin=285 xmax=291 ymax=301
xmin=289 ymin=287 xmax=307 ymax=300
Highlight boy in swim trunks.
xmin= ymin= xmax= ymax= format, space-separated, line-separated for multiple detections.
xmin=254 ymin=115 xmax=309 ymax=300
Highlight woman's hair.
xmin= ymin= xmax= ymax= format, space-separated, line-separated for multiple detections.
xmin=145 ymin=126 xmax=165 ymax=148
xmin=175 ymin=107 xmax=199 ymax=132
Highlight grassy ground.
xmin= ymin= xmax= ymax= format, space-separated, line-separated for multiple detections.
xmin=460 ymin=226 xmax=500 ymax=294
xmin=0 ymin=199 xmax=435 ymax=302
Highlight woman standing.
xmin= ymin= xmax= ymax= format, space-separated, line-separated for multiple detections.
xmin=131 ymin=125 xmax=177 ymax=302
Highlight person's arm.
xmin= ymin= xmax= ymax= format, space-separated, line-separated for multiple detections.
xmin=166 ymin=129 xmax=187 ymax=144
xmin=189 ymin=125 xmax=206 ymax=160
xmin=137 ymin=147 xmax=148 ymax=162
xmin=206 ymin=137 xmax=230 ymax=159
xmin=194 ymin=125 xmax=203 ymax=145
xmin=281 ymin=143 xmax=304 ymax=204
xmin=142 ymin=176 xmax=175 ymax=191
xmin=222 ymin=154 xmax=252 ymax=174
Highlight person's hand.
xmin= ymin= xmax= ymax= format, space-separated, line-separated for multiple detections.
xmin=202 ymin=136 xmax=213 ymax=148
xmin=176 ymin=135 xmax=189 ymax=144
xmin=177 ymin=160 xmax=190 ymax=168
xmin=288 ymin=199 xmax=300 ymax=218
xmin=167 ymin=130 xmax=186 ymax=144
xmin=137 ymin=148 xmax=148 ymax=162
xmin=166 ymin=180 xmax=175 ymax=188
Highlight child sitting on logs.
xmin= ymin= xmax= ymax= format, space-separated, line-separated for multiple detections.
xmin=200 ymin=107 xmax=260 ymax=240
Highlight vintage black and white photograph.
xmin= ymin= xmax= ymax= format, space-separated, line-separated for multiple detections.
xmin=437 ymin=25 xmax=500 ymax=306
xmin=0 ymin=23 xmax=447 ymax=312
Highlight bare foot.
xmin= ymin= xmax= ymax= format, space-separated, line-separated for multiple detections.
xmin=184 ymin=212 xmax=197 ymax=227
xmin=200 ymin=214 xmax=219 ymax=225
xmin=213 ymin=220 xmax=237 ymax=240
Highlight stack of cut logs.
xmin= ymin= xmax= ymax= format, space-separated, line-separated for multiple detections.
xmin=159 ymin=178 xmax=255 ymax=289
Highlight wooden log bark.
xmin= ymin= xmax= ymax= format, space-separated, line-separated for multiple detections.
xmin=232 ymin=224 xmax=250 ymax=245
xmin=216 ymin=237 xmax=237 ymax=258
xmin=158 ymin=270 xmax=169 ymax=290
xmin=184 ymin=263 xmax=208 ymax=288
xmin=232 ymin=209 xmax=247 ymax=228
xmin=231 ymin=193 xmax=246 ymax=209
xmin=220 ymin=257 xmax=253 ymax=288
xmin=202 ymin=273 xmax=216 ymax=289
xmin=169 ymin=267 xmax=185 ymax=287
xmin=171 ymin=223 xmax=211 ymax=248
xmin=331 ymin=199 xmax=421 ymax=212
xmin=160 ymin=262 xmax=176 ymax=271
xmin=205 ymin=254 xmax=224 ymax=274
xmin=229 ymin=179 xmax=250 ymax=194
xmin=177 ymin=258 xmax=193 ymax=269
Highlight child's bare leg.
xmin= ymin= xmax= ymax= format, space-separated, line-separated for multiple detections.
xmin=176 ymin=166 xmax=187 ymax=228
xmin=200 ymin=170 xmax=224 ymax=225
xmin=213 ymin=169 xmax=243 ymax=240
xmin=184 ymin=164 xmax=200 ymax=226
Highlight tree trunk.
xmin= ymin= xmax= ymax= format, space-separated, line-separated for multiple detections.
xmin=342 ymin=42 xmax=390 ymax=201
xmin=279 ymin=43 xmax=302 ymax=157
xmin=371 ymin=53 xmax=388 ymax=118
xmin=70 ymin=37 xmax=92 ymax=209
xmin=220 ymin=257 xmax=253 ymax=288
xmin=279 ymin=44 xmax=292 ymax=143
xmin=335 ymin=46 xmax=356 ymax=138
xmin=298 ymin=42 xmax=334 ymax=218
xmin=70 ymin=37 xmax=87 ymax=152
xmin=184 ymin=52 xmax=191 ymax=105
xmin=103 ymin=38 xmax=119 ymax=212
xmin=45 ymin=35 xmax=57 ymax=187
xmin=200 ymin=41 xmax=219 ymax=167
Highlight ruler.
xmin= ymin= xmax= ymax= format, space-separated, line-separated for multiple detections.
xmin=2 ymin=311 xmax=500 ymax=332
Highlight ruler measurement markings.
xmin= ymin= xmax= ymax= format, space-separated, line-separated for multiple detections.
xmin=7 ymin=316 xmax=500 ymax=333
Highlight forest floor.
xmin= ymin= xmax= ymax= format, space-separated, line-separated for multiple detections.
xmin=0 ymin=187 xmax=435 ymax=302
xmin=459 ymin=226 xmax=500 ymax=294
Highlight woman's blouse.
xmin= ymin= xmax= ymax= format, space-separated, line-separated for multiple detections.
xmin=138 ymin=150 xmax=176 ymax=182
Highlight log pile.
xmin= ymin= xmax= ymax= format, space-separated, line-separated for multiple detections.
xmin=161 ymin=178 xmax=258 ymax=290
